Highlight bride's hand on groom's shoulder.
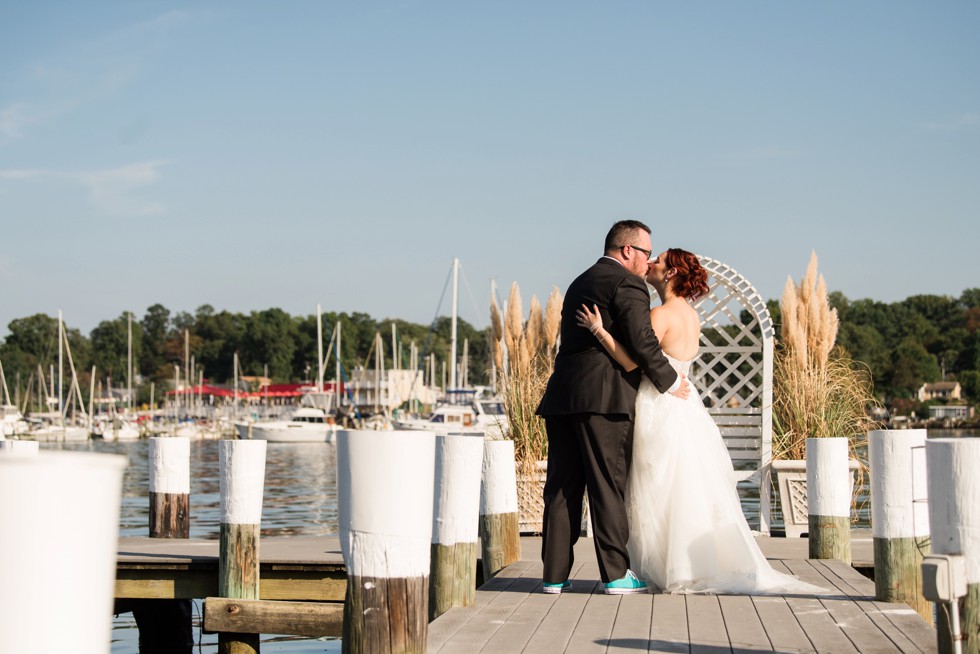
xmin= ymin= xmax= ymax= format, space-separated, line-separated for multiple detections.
xmin=669 ymin=374 xmax=690 ymax=400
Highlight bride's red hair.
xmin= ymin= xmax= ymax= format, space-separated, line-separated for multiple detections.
xmin=665 ymin=248 xmax=709 ymax=301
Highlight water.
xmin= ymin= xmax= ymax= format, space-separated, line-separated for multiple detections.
xmin=43 ymin=428 xmax=979 ymax=651
xmin=49 ymin=439 xmax=342 ymax=653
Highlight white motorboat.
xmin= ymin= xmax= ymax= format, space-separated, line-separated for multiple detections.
xmin=1 ymin=404 xmax=28 ymax=437
xmin=93 ymin=417 xmax=141 ymax=441
xmin=392 ymin=396 xmax=508 ymax=438
xmin=28 ymin=421 xmax=90 ymax=442
xmin=239 ymin=407 xmax=337 ymax=443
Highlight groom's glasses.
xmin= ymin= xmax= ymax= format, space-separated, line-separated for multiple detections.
xmin=621 ymin=244 xmax=652 ymax=260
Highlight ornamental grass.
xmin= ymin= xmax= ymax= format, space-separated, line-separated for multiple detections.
xmin=773 ymin=252 xmax=881 ymax=463
xmin=489 ymin=283 xmax=562 ymax=478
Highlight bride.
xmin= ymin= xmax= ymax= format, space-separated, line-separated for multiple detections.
xmin=577 ymin=248 xmax=826 ymax=595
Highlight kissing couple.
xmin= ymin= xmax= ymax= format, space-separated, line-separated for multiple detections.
xmin=536 ymin=220 xmax=825 ymax=595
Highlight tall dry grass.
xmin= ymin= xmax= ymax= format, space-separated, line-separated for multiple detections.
xmin=773 ymin=252 xmax=880 ymax=462
xmin=489 ymin=283 xmax=563 ymax=476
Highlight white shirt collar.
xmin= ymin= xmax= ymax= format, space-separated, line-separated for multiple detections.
xmin=601 ymin=255 xmax=625 ymax=268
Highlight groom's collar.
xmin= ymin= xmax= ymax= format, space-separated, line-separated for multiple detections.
xmin=599 ymin=255 xmax=625 ymax=268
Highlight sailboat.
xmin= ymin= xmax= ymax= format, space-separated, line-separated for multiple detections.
xmin=237 ymin=304 xmax=338 ymax=442
xmin=391 ymin=257 xmax=509 ymax=438
xmin=29 ymin=311 xmax=90 ymax=442
xmin=0 ymin=360 xmax=28 ymax=438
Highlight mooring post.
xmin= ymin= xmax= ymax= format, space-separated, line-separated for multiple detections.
xmin=430 ymin=431 xmax=484 ymax=620
xmin=0 ymin=451 xmax=126 ymax=654
xmin=135 ymin=436 xmax=195 ymax=653
xmin=806 ymin=436 xmax=851 ymax=563
xmin=479 ymin=438 xmax=521 ymax=580
xmin=0 ymin=439 xmax=39 ymax=455
xmin=926 ymin=438 xmax=980 ymax=654
xmin=217 ymin=438 xmax=267 ymax=654
xmin=338 ymin=428 xmax=436 ymax=654
xmin=149 ymin=436 xmax=191 ymax=538
xmin=869 ymin=429 xmax=932 ymax=622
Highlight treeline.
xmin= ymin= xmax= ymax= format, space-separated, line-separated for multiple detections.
xmin=0 ymin=304 xmax=490 ymax=406
xmin=3 ymin=288 xmax=979 ymax=411
xmin=766 ymin=288 xmax=980 ymax=408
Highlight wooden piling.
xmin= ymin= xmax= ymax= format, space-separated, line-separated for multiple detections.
xmin=430 ymin=432 xmax=483 ymax=620
xmin=479 ymin=439 xmax=521 ymax=580
xmin=869 ymin=429 xmax=932 ymax=622
xmin=218 ymin=439 xmax=267 ymax=654
xmin=0 ymin=451 xmax=126 ymax=654
xmin=145 ymin=436 xmax=194 ymax=652
xmin=927 ymin=438 xmax=980 ymax=654
xmin=337 ymin=429 xmax=436 ymax=654
xmin=806 ymin=437 xmax=851 ymax=563
xmin=149 ymin=436 xmax=190 ymax=538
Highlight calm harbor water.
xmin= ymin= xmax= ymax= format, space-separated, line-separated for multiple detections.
xmin=52 ymin=438 xmax=342 ymax=654
xmin=46 ymin=428 xmax=977 ymax=653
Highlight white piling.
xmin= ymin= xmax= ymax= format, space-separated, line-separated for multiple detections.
xmin=0 ymin=451 xmax=127 ymax=654
xmin=869 ymin=429 xmax=931 ymax=621
xmin=806 ymin=436 xmax=851 ymax=562
xmin=0 ymin=440 xmax=39 ymax=455
xmin=480 ymin=438 xmax=521 ymax=580
xmin=337 ymin=428 xmax=436 ymax=654
xmin=927 ymin=438 xmax=980 ymax=654
xmin=148 ymin=436 xmax=191 ymax=538
xmin=217 ymin=438 xmax=267 ymax=654
xmin=430 ymin=431 xmax=484 ymax=620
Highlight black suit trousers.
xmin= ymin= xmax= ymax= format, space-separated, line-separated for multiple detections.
xmin=541 ymin=413 xmax=634 ymax=584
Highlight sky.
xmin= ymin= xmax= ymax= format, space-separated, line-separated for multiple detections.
xmin=2 ymin=2 xmax=978 ymax=338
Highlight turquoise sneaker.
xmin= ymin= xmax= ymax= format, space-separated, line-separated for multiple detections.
xmin=603 ymin=570 xmax=648 ymax=595
xmin=542 ymin=580 xmax=572 ymax=594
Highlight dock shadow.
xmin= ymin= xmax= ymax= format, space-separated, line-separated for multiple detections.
xmin=600 ymin=639 xmax=799 ymax=653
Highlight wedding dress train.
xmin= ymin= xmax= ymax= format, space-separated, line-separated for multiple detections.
xmin=626 ymin=354 xmax=826 ymax=595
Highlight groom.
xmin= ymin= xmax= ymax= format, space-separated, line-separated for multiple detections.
xmin=536 ymin=220 xmax=689 ymax=594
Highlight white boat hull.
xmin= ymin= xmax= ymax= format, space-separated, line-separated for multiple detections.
xmin=249 ymin=422 xmax=335 ymax=443
xmin=29 ymin=426 xmax=90 ymax=442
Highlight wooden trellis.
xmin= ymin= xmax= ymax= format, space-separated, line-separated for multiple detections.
xmin=691 ymin=255 xmax=774 ymax=534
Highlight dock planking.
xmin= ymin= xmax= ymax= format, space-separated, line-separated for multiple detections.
xmin=115 ymin=535 xmax=346 ymax=602
xmin=114 ymin=531 xmax=936 ymax=652
xmin=428 ymin=535 xmax=937 ymax=654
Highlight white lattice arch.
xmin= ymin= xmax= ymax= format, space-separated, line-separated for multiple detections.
xmin=691 ymin=254 xmax=774 ymax=533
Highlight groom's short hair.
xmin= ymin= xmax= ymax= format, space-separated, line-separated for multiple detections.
xmin=604 ymin=220 xmax=652 ymax=254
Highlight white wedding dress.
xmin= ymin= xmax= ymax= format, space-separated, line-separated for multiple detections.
xmin=626 ymin=354 xmax=826 ymax=595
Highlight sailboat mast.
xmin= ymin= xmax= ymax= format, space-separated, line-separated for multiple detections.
xmin=127 ymin=312 xmax=133 ymax=413
xmin=317 ymin=304 xmax=324 ymax=391
xmin=336 ymin=321 xmax=342 ymax=406
xmin=58 ymin=309 xmax=64 ymax=427
xmin=450 ymin=257 xmax=459 ymax=389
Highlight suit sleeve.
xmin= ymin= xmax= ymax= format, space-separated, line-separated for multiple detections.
xmin=610 ymin=275 xmax=679 ymax=393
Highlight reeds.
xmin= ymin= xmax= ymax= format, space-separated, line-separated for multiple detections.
xmin=489 ymin=283 xmax=563 ymax=475
xmin=773 ymin=252 xmax=880 ymax=461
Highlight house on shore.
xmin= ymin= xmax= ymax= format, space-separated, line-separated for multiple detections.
xmin=917 ymin=381 xmax=962 ymax=402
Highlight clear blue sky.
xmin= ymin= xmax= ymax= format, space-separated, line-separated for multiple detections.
xmin=2 ymin=2 xmax=978 ymax=337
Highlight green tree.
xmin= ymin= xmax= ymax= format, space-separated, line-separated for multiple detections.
xmin=888 ymin=339 xmax=941 ymax=394
xmin=140 ymin=304 xmax=172 ymax=381
xmin=960 ymin=370 xmax=980 ymax=400
xmin=90 ymin=313 xmax=142 ymax=383
xmin=194 ymin=305 xmax=246 ymax=383
xmin=242 ymin=308 xmax=298 ymax=381
xmin=960 ymin=288 xmax=980 ymax=309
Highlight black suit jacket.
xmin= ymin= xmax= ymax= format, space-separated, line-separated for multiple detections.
xmin=537 ymin=257 xmax=679 ymax=418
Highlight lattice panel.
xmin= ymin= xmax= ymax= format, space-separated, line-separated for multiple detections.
xmin=691 ymin=255 xmax=773 ymax=411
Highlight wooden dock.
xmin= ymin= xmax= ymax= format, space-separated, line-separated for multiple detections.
xmin=428 ymin=534 xmax=938 ymax=653
xmin=113 ymin=531 xmax=938 ymax=652
xmin=115 ymin=535 xmax=346 ymax=602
